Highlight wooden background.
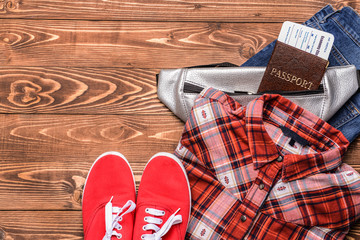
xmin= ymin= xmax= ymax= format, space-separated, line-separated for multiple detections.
xmin=0 ymin=0 xmax=360 ymax=239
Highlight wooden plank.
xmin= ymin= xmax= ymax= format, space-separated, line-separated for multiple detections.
xmin=348 ymin=223 xmax=360 ymax=240
xmin=0 ymin=0 xmax=358 ymax=22
xmin=0 ymin=20 xmax=279 ymax=67
xmin=343 ymin=140 xmax=360 ymax=165
xmin=0 ymin=113 xmax=360 ymax=211
xmin=0 ymin=113 xmax=183 ymax=210
xmin=0 ymin=211 xmax=359 ymax=240
xmin=0 ymin=67 xmax=164 ymax=114
xmin=0 ymin=115 xmax=360 ymax=238
xmin=0 ymin=211 xmax=83 ymax=240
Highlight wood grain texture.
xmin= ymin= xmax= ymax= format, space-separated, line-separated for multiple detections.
xmin=0 ymin=211 xmax=360 ymax=240
xmin=0 ymin=67 xmax=164 ymax=114
xmin=0 ymin=211 xmax=83 ymax=240
xmin=1 ymin=1 xmax=360 ymax=239
xmin=2 ymin=210 xmax=360 ymax=240
xmin=0 ymin=113 xmax=183 ymax=210
xmin=348 ymin=222 xmax=360 ymax=240
xmin=0 ymin=0 xmax=358 ymax=22
xmin=0 ymin=214 xmax=360 ymax=240
xmin=0 ymin=20 xmax=279 ymax=67
xmin=0 ymin=209 xmax=360 ymax=239
xmin=0 ymin=112 xmax=359 ymax=211
xmin=0 ymin=212 xmax=359 ymax=240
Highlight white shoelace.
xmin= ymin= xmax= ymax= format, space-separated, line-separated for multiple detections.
xmin=103 ymin=197 xmax=136 ymax=240
xmin=141 ymin=208 xmax=182 ymax=240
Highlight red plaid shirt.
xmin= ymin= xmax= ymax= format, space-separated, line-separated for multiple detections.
xmin=175 ymin=88 xmax=360 ymax=240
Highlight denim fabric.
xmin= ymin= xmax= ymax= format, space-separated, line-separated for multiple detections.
xmin=242 ymin=5 xmax=360 ymax=142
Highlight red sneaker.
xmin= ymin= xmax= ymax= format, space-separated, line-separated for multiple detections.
xmin=82 ymin=152 xmax=136 ymax=240
xmin=133 ymin=152 xmax=191 ymax=240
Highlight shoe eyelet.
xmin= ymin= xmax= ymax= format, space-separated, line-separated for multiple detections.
xmin=116 ymin=225 xmax=122 ymax=230
xmin=161 ymin=211 xmax=165 ymax=215
xmin=159 ymin=219 xmax=163 ymax=224
xmin=145 ymin=208 xmax=149 ymax=213
xmin=117 ymin=234 xmax=122 ymax=239
xmin=142 ymin=226 xmax=146 ymax=231
xmin=144 ymin=217 xmax=147 ymax=221
xmin=141 ymin=235 xmax=145 ymax=239
xmin=119 ymin=217 xmax=123 ymax=221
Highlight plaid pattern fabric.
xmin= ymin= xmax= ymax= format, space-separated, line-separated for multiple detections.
xmin=175 ymin=88 xmax=360 ymax=240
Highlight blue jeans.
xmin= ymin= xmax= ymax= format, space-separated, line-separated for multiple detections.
xmin=242 ymin=5 xmax=360 ymax=142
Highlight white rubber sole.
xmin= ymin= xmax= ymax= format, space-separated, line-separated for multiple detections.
xmin=82 ymin=151 xmax=136 ymax=204
xmin=144 ymin=152 xmax=192 ymax=225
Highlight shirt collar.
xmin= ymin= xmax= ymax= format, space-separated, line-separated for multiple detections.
xmin=199 ymin=88 xmax=349 ymax=182
xmin=245 ymin=95 xmax=280 ymax=169
xmin=245 ymin=94 xmax=349 ymax=182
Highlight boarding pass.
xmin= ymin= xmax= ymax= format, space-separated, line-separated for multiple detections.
xmin=278 ymin=21 xmax=334 ymax=60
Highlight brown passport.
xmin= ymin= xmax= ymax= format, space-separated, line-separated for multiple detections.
xmin=257 ymin=41 xmax=329 ymax=93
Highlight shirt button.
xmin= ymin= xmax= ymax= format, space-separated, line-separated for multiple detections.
xmin=240 ymin=215 xmax=247 ymax=222
xmin=276 ymin=156 xmax=283 ymax=162
xmin=259 ymin=183 xmax=265 ymax=190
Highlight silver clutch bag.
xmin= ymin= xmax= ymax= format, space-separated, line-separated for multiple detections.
xmin=157 ymin=65 xmax=359 ymax=122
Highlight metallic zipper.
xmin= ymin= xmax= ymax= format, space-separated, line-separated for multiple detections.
xmin=183 ymin=82 xmax=324 ymax=96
